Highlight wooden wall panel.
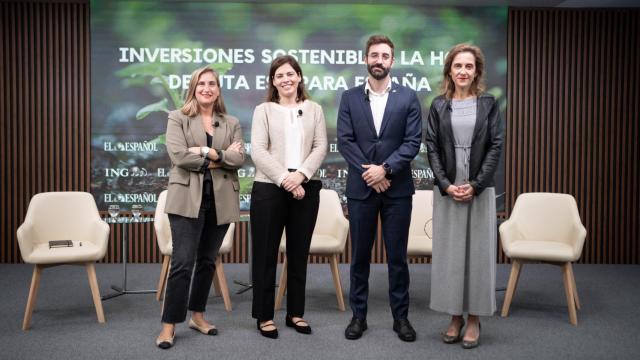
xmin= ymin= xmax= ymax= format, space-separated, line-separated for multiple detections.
xmin=2 ymin=3 xmax=638 ymax=264
xmin=505 ymin=8 xmax=640 ymax=264
xmin=1 ymin=1 xmax=92 ymax=263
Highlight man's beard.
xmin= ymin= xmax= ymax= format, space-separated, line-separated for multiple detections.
xmin=367 ymin=64 xmax=390 ymax=80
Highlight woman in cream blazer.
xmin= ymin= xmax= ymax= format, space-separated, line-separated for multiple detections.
xmin=156 ymin=67 xmax=244 ymax=349
xmin=250 ymin=55 xmax=327 ymax=338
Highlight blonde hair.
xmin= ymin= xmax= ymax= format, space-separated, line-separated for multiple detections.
xmin=441 ymin=43 xmax=486 ymax=100
xmin=180 ymin=66 xmax=227 ymax=117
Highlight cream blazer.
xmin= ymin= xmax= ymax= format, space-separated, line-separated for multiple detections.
xmin=164 ymin=109 xmax=245 ymax=223
xmin=251 ymin=100 xmax=328 ymax=185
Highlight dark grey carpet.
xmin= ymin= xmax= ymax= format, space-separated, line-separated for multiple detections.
xmin=0 ymin=263 xmax=639 ymax=359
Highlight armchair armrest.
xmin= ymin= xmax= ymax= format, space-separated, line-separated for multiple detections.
xmin=75 ymin=218 xmax=110 ymax=259
xmin=499 ymin=219 xmax=522 ymax=250
xmin=16 ymin=221 xmax=36 ymax=260
xmin=569 ymin=221 xmax=587 ymax=260
xmin=90 ymin=219 xmax=111 ymax=258
xmin=334 ymin=215 xmax=350 ymax=250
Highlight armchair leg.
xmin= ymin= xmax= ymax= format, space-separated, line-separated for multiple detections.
xmin=22 ymin=265 xmax=43 ymax=330
xmin=160 ymin=258 xmax=171 ymax=314
xmin=567 ymin=262 xmax=581 ymax=310
xmin=562 ymin=262 xmax=578 ymax=326
xmin=85 ymin=263 xmax=106 ymax=323
xmin=501 ymin=260 xmax=522 ymax=317
xmin=213 ymin=256 xmax=222 ymax=297
xmin=214 ymin=257 xmax=232 ymax=312
xmin=329 ymin=254 xmax=346 ymax=311
xmin=274 ymin=257 xmax=288 ymax=310
xmin=156 ymin=255 xmax=170 ymax=301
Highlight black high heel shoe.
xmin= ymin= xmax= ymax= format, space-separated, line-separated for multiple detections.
xmin=286 ymin=315 xmax=312 ymax=334
xmin=257 ymin=320 xmax=278 ymax=339
xmin=442 ymin=318 xmax=465 ymax=344
xmin=462 ymin=322 xmax=481 ymax=349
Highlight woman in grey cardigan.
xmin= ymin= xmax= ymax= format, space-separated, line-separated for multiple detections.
xmin=425 ymin=44 xmax=503 ymax=349
xmin=250 ymin=55 xmax=327 ymax=338
xmin=156 ymin=66 xmax=245 ymax=349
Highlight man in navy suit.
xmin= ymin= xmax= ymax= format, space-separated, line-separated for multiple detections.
xmin=338 ymin=35 xmax=422 ymax=342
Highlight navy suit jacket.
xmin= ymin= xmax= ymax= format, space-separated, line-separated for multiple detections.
xmin=337 ymin=82 xmax=422 ymax=200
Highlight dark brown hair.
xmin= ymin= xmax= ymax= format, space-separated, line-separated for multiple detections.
xmin=365 ymin=34 xmax=395 ymax=57
xmin=266 ymin=55 xmax=310 ymax=103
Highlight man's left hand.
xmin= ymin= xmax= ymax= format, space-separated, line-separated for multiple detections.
xmin=372 ymin=178 xmax=392 ymax=193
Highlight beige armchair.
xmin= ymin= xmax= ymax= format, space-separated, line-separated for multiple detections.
xmin=499 ymin=192 xmax=587 ymax=325
xmin=275 ymin=189 xmax=349 ymax=311
xmin=154 ymin=190 xmax=235 ymax=311
xmin=407 ymin=190 xmax=433 ymax=260
xmin=17 ymin=192 xmax=110 ymax=330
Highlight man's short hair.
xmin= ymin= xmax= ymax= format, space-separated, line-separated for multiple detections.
xmin=365 ymin=35 xmax=395 ymax=57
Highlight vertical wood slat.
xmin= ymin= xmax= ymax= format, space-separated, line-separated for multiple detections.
xmin=506 ymin=8 xmax=640 ymax=264
xmin=0 ymin=1 xmax=5 ymax=264
xmin=1 ymin=4 xmax=639 ymax=264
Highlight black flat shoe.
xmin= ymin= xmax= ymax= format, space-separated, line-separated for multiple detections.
xmin=393 ymin=318 xmax=416 ymax=342
xmin=286 ymin=315 xmax=312 ymax=334
xmin=462 ymin=323 xmax=481 ymax=349
xmin=345 ymin=317 xmax=367 ymax=340
xmin=257 ymin=320 xmax=278 ymax=339
xmin=442 ymin=318 xmax=465 ymax=344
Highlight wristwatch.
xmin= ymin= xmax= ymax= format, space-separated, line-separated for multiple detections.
xmin=214 ymin=149 xmax=223 ymax=163
xmin=201 ymin=146 xmax=211 ymax=157
xmin=382 ymin=162 xmax=392 ymax=175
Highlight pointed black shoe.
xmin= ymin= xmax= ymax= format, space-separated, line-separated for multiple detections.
xmin=345 ymin=317 xmax=367 ymax=340
xmin=286 ymin=315 xmax=312 ymax=334
xmin=393 ymin=319 xmax=417 ymax=342
xmin=257 ymin=320 xmax=278 ymax=339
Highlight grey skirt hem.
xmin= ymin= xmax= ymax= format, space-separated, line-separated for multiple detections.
xmin=429 ymin=304 xmax=496 ymax=317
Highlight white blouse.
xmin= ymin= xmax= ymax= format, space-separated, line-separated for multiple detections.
xmin=280 ymin=102 xmax=305 ymax=169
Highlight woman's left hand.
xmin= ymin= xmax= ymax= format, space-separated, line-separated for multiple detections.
xmin=226 ymin=141 xmax=243 ymax=153
xmin=292 ymin=185 xmax=306 ymax=200
xmin=281 ymin=171 xmax=306 ymax=192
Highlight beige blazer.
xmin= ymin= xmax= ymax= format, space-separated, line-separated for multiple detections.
xmin=251 ymin=100 xmax=328 ymax=185
xmin=164 ymin=109 xmax=245 ymax=223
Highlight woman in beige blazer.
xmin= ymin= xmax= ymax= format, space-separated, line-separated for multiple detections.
xmin=156 ymin=67 xmax=245 ymax=349
xmin=250 ymin=55 xmax=328 ymax=338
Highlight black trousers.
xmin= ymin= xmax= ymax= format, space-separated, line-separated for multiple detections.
xmin=250 ymin=180 xmax=321 ymax=321
xmin=161 ymin=206 xmax=229 ymax=324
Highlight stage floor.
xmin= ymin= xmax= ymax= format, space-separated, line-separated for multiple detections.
xmin=1 ymin=263 xmax=639 ymax=359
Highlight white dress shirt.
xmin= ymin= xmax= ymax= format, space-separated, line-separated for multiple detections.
xmin=365 ymin=78 xmax=391 ymax=136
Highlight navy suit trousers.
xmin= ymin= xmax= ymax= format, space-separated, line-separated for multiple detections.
xmin=347 ymin=193 xmax=412 ymax=320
